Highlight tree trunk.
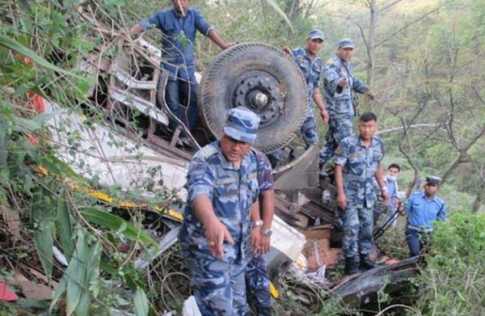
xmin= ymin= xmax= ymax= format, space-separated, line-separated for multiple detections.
xmin=472 ymin=182 xmax=484 ymax=213
xmin=366 ymin=0 xmax=378 ymax=90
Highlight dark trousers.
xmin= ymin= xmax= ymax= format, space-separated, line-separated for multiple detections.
xmin=246 ymin=256 xmax=272 ymax=316
xmin=406 ymin=228 xmax=431 ymax=257
xmin=165 ymin=79 xmax=199 ymax=130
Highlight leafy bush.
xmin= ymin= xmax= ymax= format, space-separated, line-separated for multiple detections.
xmin=415 ymin=211 xmax=485 ymax=316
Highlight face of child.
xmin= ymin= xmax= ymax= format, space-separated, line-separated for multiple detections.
xmin=388 ymin=167 xmax=400 ymax=178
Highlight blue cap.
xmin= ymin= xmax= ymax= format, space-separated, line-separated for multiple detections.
xmin=308 ymin=29 xmax=325 ymax=41
xmin=425 ymin=176 xmax=442 ymax=186
xmin=338 ymin=38 xmax=355 ymax=49
xmin=223 ymin=107 xmax=261 ymax=144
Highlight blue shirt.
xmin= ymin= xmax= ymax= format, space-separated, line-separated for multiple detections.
xmin=335 ymin=135 xmax=385 ymax=207
xmin=140 ymin=7 xmax=213 ymax=80
xmin=180 ymin=141 xmax=273 ymax=263
xmin=291 ymin=48 xmax=322 ymax=116
xmin=323 ymin=55 xmax=368 ymax=117
xmin=385 ymin=176 xmax=399 ymax=210
xmin=405 ymin=191 xmax=447 ymax=231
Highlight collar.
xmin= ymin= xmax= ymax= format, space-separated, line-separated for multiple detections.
xmin=172 ymin=7 xmax=188 ymax=18
xmin=420 ymin=191 xmax=438 ymax=203
xmin=358 ymin=135 xmax=377 ymax=148
xmin=216 ymin=141 xmax=251 ymax=171
xmin=335 ymin=54 xmax=348 ymax=66
xmin=304 ymin=48 xmax=317 ymax=60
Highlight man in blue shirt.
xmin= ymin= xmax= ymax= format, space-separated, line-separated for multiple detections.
xmin=130 ymin=0 xmax=232 ymax=132
xmin=404 ymin=176 xmax=447 ymax=257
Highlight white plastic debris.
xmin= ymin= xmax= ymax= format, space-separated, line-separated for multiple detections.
xmin=182 ymin=296 xmax=202 ymax=316
xmin=52 ymin=246 xmax=68 ymax=266
xmin=305 ymin=265 xmax=329 ymax=287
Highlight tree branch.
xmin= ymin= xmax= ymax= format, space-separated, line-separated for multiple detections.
xmin=397 ymin=118 xmax=420 ymax=198
xmin=441 ymin=127 xmax=485 ymax=184
xmin=377 ymin=123 xmax=439 ymax=135
xmin=374 ymin=7 xmax=441 ymax=48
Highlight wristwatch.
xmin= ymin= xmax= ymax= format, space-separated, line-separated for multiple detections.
xmin=251 ymin=220 xmax=263 ymax=229
xmin=262 ymin=228 xmax=272 ymax=237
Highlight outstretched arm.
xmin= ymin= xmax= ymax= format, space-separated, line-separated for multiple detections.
xmin=208 ymin=30 xmax=233 ymax=50
xmin=313 ymin=88 xmax=329 ymax=123
xmin=193 ymin=196 xmax=234 ymax=259
xmin=353 ymin=77 xmax=374 ymax=99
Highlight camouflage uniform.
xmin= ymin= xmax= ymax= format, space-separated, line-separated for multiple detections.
xmin=335 ymin=135 xmax=384 ymax=259
xmin=320 ymin=50 xmax=369 ymax=166
xmin=268 ymin=45 xmax=322 ymax=166
xmin=180 ymin=107 xmax=262 ymax=315
xmin=246 ymin=250 xmax=272 ymax=315
xmin=246 ymin=150 xmax=273 ymax=316
xmin=292 ymin=47 xmax=323 ymax=146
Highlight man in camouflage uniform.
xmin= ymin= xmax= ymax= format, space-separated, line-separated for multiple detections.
xmin=290 ymin=29 xmax=329 ymax=146
xmin=180 ymin=107 xmax=272 ymax=315
xmin=269 ymin=29 xmax=329 ymax=166
xmin=246 ymin=157 xmax=274 ymax=315
xmin=334 ymin=112 xmax=388 ymax=275
xmin=320 ymin=39 xmax=375 ymax=169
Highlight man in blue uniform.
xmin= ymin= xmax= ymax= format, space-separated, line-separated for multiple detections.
xmin=320 ymin=39 xmax=375 ymax=170
xmin=246 ymin=156 xmax=274 ymax=315
xmin=334 ymin=112 xmax=388 ymax=275
xmin=180 ymin=107 xmax=267 ymax=315
xmin=130 ymin=0 xmax=232 ymax=131
xmin=269 ymin=29 xmax=329 ymax=166
xmin=404 ymin=176 xmax=447 ymax=257
xmin=288 ymin=29 xmax=329 ymax=146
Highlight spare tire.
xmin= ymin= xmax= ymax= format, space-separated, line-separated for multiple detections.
xmin=199 ymin=43 xmax=307 ymax=153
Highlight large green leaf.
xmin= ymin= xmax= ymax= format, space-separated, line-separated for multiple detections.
xmin=33 ymin=220 xmax=54 ymax=279
xmin=134 ymin=287 xmax=149 ymax=316
xmin=50 ymin=229 xmax=102 ymax=316
xmin=56 ymin=193 xmax=75 ymax=260
xmin=80 ymin=207 xmax=158 ymax=248
xmin=0 ymin=34 xmax=85 ymax=80
xmin=0 ymin=117 xmax=7 ymax=170
xmin=65 ymin=231 xmax=87 ymax=316
xmin=32 ymin=189 xmax=56 ymax=279
xmin=263 ymin=0 xmax=294 ymax=32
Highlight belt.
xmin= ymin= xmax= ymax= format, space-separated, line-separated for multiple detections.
xmin=407 ymin=224 xmax=433 ymax=233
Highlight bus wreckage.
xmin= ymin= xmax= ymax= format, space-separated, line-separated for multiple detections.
xmin=41 ymin=31 xmax=418 ymax=311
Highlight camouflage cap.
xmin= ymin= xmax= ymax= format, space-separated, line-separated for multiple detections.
xmin=338 ymin=38 xmax=355 ymax=49
xmin=308 ymin=29 xmax=325 ymax=41
xmin=425 ymin=176 xmax=442 ymax=186
xmin=223 ymin=107 xmax=261 ymax=144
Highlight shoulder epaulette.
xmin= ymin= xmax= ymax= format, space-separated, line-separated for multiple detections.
xmin=197 ymin=143 xmax=219 ymax=160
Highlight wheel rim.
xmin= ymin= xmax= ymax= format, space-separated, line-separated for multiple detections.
xmin=232 ymin=70 xmax=284 ymax=128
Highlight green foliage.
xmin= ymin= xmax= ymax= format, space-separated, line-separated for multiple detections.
xmin=415 ymin=211 xmax=485 ymax=315
xmin=50 ymin=229 xmax=103 ymax=316
xmin=80 ymin=207 xmax=158 ymax=248
xmin=0 ymin=34 xmax=84 ymax=80
xmin=32 ymin=187 xmax=56 ymax=279
xmin=134 ymin=287 xmax=149 ymax=316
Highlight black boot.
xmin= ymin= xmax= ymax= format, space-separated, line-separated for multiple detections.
xmin=360 ymin=254 xmax=376 ymax=271
xmin=344 ymin=257 xmax=359 ymax=275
